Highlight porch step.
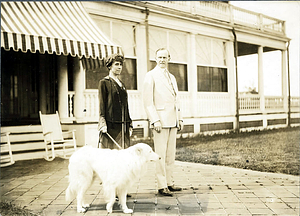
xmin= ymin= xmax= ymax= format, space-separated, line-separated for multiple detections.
xmin=1 ymin=125 xmax=43 ymax=133
xmin=1 ymin=125 xmax=45 ymax=162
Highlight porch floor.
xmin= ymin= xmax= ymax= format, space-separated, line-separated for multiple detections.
xmin=0 ymin=157 xmax=299 ymax=216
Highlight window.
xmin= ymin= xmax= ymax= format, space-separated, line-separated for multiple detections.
xmin=119 ymin=58 xmax=137 ymax=90
xmin=150 ymin=61 xmax=188 ymax=91
xmin=112 ymin=22 xmax=136 ymax=57
xmin=149 ymin=27 xmax=187 ymax=62
xmin=149 ymin=28 xmax=188 ymax=91
xmin=149 ymin=28 xmax=167 ymax=59
xmin=196 ymin=35 xmax=227 ymax=92
xmin=85 ymin=58 xmax=137 ymax=90
xmin=196 ymin=35 xmax=226 ymax=66
xmin=87 ymin=18 xmax=138 ymax=90
xmin=197 ymin=66 xmax=228 ymax=92
xmin=85 ymin=65 xmax=107 ymax=90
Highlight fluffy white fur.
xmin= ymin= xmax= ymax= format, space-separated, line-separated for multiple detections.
xmin=65 ymin=143 xmax=160 ymax=214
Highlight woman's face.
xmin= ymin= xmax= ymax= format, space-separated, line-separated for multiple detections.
xmin=110 ymin=61 xmax=123 ymax=75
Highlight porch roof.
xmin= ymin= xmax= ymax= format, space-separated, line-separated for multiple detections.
xmin=1 ymin=1 xmax=121 ymax=59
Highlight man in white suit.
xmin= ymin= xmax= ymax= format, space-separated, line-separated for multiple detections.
xmin=143 ymin=48 xmax=184 ymax=196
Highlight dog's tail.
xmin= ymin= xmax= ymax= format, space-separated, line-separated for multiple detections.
xmin=65 ymin=164 xmax=77 ymax=202
xmin=65 ymin=184 xmax=75 ymax=201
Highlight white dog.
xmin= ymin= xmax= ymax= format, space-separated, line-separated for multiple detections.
xmin=65 ymin=143 xmax=160 ymax=214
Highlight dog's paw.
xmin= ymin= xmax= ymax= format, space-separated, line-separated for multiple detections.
xmin=82 ymin=203 xmax=90 ymax=208
xmin=77 ymin=207 xmax=87 ymax=213
xmin=123 ymin=208 xmax=133 ymax=214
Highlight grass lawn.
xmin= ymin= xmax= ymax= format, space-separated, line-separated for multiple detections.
xmin=0 ymin=201 xmax=37 ymax=216
xmin=175 ymin=126 xmax=300 ymax=176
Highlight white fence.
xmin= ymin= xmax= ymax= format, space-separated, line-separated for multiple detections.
xmin=68 ymin=91 xmax=299 ymax=120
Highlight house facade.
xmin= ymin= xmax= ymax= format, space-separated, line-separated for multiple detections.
xmin=1 ymin=1 xmax=299 ymax=157
xmin=75 ymin=1 xmax=299 ymax=145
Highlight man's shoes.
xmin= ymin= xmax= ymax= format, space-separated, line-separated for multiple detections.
xmin=168 ymin=185 xmax=182 ymax=192
xmin=158 ymin=188 xmax=173 ymax=196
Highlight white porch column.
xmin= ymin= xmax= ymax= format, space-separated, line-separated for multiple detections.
xmin=73 ymin=58 xmax=85 ymax=122
xmin=281 ymin=50 xmax=288 ymax=112
xmin=226 ymin=41 xmax=236 ymax=117
xmin=136 ymin=25 xmax=147 ymax=94
xmin=136 ymin=25 xmax=149 ymax=137
xmin=258 ymin=46 xmax=266 ymax=127
xmin=39 ymin=68 xmax=47 ymax=114
xmin=57 ymin=55 xmax=69 ymax=121
xmin=188 ymin=33 xmax=198 ymax=118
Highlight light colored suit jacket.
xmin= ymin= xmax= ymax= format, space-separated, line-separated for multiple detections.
xmin=143 ymin=66 xmax=182 ymax=128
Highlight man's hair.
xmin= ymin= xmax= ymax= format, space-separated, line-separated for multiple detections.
xmin=155 ymin=48 xmax=170 ymax=58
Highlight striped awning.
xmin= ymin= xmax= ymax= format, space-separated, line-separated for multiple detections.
xmin=1 ymin=1 xmax=122 ymax=59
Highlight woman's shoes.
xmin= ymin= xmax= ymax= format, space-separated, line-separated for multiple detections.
xmin=158 ymin=188 xmax=173 ymax=196
xmin=168 ymin=185 xmax=182 ymax=191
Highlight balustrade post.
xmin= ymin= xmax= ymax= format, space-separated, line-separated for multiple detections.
xmin=229 ymin=4 xmax=234 ymax=25
xmin=282 ymin=21 xmax=286 ymax=34
xmin=258 ymin=14 xmax=264 ymax=31
xmin=190 ymin=1 xmax=196 ymax=14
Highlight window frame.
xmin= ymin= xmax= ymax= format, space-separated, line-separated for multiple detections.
xmin=197 ymin=64 xmax=228 ymax=93
xmin=149 ymin=60 xmax=188 ymax=92
xmin=85 ymin=16 xmax=138 ymax=90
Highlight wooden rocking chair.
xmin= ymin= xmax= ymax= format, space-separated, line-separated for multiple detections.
xmin=39 ymin=111 xmax=77 ymax=161
xmin=0 ymin=132 xmax=15 ymax=167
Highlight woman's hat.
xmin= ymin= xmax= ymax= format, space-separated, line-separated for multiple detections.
xmin=105 ymin=53 xmax=124 ymax=69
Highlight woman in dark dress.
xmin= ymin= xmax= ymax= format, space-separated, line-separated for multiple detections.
xmin=98 ymin=54 xmax=132 ymax=149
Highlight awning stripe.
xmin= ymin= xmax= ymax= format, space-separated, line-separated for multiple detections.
xmin=1 ymin=1 xmax=121 ymax=59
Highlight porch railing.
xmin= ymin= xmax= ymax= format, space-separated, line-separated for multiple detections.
xmin=239 ymin=94 xmax=260 ymax=110
xmin=68 ymin=91 xmax=299 ymax=119
xmin=83 ymin=90 xmax=98 ymax=118
xmin=196 ymin=93 xmax=231 ymax=117
xmin=265 ymin=96 xmax=284 ymax=109
xmin=291 ymin=97 xmax=300 ymax=112
xmin=148 ymin=1 xmax=285 ymax=35
xmin=238 ymin=95 xmax=286 ymax=111
xmin=239 ymin=95 xmax=300 ymax=112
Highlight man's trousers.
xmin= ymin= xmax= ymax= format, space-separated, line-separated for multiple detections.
xmin=153 ymin=127 xmax=177 ymax=189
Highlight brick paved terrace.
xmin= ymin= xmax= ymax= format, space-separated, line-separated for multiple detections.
xmin=0 ymin=158 xmax=299 ymax=215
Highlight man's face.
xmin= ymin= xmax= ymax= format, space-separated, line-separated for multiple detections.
xmin=155 ymin=50 xmax=170 ymax=69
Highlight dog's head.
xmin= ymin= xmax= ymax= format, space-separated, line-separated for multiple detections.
xmin=133 ymin=143 xmax=161 ymax=162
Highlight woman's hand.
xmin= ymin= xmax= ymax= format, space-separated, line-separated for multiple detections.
xmin=178 ymin=120 xmax=184 ymax=131
xmin=100 ymin=126 xmax=107 ymax=133
xmin=129 ymin=127 xmax=133 ymax=137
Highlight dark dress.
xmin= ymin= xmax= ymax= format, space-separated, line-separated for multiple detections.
xmin=98 ymin=76 xmax=132 ymax=149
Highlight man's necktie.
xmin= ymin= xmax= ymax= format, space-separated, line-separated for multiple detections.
xmin=164 ymin=69 xmax=176 ymax=96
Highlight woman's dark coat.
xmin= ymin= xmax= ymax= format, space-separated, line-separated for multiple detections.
xmin=98 ymin=76 xmax=132 ymax=148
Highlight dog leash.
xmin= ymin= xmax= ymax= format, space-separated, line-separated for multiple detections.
xmin=106 ymin=132 xmax=123 ymax=149
xmin=98 ymin=131 xmax=123 ymax=150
